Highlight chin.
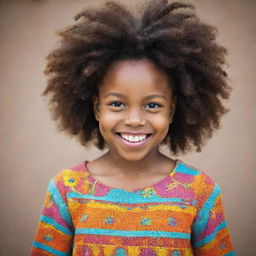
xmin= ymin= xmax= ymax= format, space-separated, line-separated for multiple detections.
xmin=117 ymin=151 xmax=151 ymax=163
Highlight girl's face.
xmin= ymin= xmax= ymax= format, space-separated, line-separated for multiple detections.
xmin=93 ymin=59 xmax=176 ymax=162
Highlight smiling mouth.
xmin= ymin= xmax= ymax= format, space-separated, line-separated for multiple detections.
xmin=116 ymin=133 xmax=152 ymax=143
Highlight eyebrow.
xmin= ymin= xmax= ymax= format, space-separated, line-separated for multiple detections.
xmin=104 ymin=92 xmax=167 ymax=101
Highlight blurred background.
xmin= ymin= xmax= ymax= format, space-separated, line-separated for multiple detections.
xmin=0 ymin=0 xmax=255 ymax=255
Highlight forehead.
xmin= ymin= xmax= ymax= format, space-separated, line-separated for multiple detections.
xmin=99 ymin=59 xmax=173 ymax=98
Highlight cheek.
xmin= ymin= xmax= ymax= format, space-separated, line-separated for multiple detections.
xmin=100 ymin=110 xmax=121 ymax=121
xmin=150 ymin=116 xmax=171 ymax=139
xmin=149 ymin=112 xmax=170 ymax=129
xmin=98 ymin=110 xmax=121 ymax=130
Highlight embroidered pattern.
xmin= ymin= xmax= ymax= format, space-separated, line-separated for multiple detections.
xmin=104 ymin=216 xmax=115 ymax=224
xmin=141 ymin=187 xmax=156 ymax=198
xmin=44 ymin=233 xmax=53 ymax=242
xmin=168 ymin=217 xmax=177 ymax=226
xmin=141 ymin=217 xmax=152 ymax=226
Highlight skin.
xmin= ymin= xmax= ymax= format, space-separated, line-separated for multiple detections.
xmin=87 ymin=59 xmax=177 ymax=190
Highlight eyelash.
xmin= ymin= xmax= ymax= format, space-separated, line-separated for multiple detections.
xmin=108 ymin=101 xmax=162 ymax=109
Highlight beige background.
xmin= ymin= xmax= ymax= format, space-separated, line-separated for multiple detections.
xmin=0 ymin=0 xmax=255 ymax=255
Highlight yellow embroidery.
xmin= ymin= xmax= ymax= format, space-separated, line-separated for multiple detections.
xmin=166 ymin=177 xmax=191 ymax=190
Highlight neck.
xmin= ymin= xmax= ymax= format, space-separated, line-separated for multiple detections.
xmin=100 ymin=148 xmax=171 ymax=177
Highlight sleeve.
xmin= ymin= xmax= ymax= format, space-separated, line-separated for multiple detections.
xmin=30 ymin=176 xmax=74 ymax=256
xmin=192 ymin=182 xmax=236 ymax=256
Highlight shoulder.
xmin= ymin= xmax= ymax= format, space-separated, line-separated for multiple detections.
xmin=50 ymin=161 xmax=90 ymax=192
xmin=52 ymin=161 xmax=86 ymax=178
xmin=176 ymin=160 xmax=221 ymax=194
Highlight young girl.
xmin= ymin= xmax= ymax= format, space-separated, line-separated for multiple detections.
xmin=31 ymin=0 xmax=235 ymax=255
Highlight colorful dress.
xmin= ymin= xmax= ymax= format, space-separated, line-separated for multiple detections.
xmin=30 ymin=160 xmax=235 ymax=255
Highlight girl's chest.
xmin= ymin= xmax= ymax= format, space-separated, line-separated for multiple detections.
xmin=67 ymin=187 xmax=197 ymax=255
xmin=67 ymin=175 xmax=197 ymax=233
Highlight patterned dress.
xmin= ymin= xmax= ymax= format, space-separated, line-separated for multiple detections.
xmin=30 ymin=160 xmax=235 ymax=255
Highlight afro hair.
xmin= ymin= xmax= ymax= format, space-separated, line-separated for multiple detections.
xmin=43 ymin=0 xmax=231 ymax=154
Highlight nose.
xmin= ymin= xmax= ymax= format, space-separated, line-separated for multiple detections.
xmin=124 ymin=107 xmax=146 ymax=126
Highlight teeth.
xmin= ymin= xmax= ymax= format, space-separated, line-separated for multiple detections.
xmin=120 ymin=134 xmax=147 ymax=142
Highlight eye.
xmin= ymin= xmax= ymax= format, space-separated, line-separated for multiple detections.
xmin=108 ymin=101 xmax=125 ymax=108
xmin=144 ymin=102 xmax=162 ymax=109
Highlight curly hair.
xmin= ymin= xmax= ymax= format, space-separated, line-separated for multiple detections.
xmin=43 ymin=0 xmax=231 ymax=155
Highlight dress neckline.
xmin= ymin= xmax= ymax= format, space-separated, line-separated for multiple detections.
xmin=83 ymin=159 xmax=180 ymax=192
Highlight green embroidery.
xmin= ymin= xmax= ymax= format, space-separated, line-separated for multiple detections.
xmin=80 ymin=214 xmax=88 ymax=222
xmin=141 ymin=217 xmax=152 ymax=225
xmin=172 ymin=250 xmax=181 ymax=256
xmin=141 ymin=187 xmax=156 ymax=198
xmin=89 ymin=180 xmax=97 ymax=195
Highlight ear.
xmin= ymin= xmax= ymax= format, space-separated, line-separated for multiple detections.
xmin=92 ymin=95 xmax=100 ymax=121
xmin=169 ymin=95 xmax=177 ymax=123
